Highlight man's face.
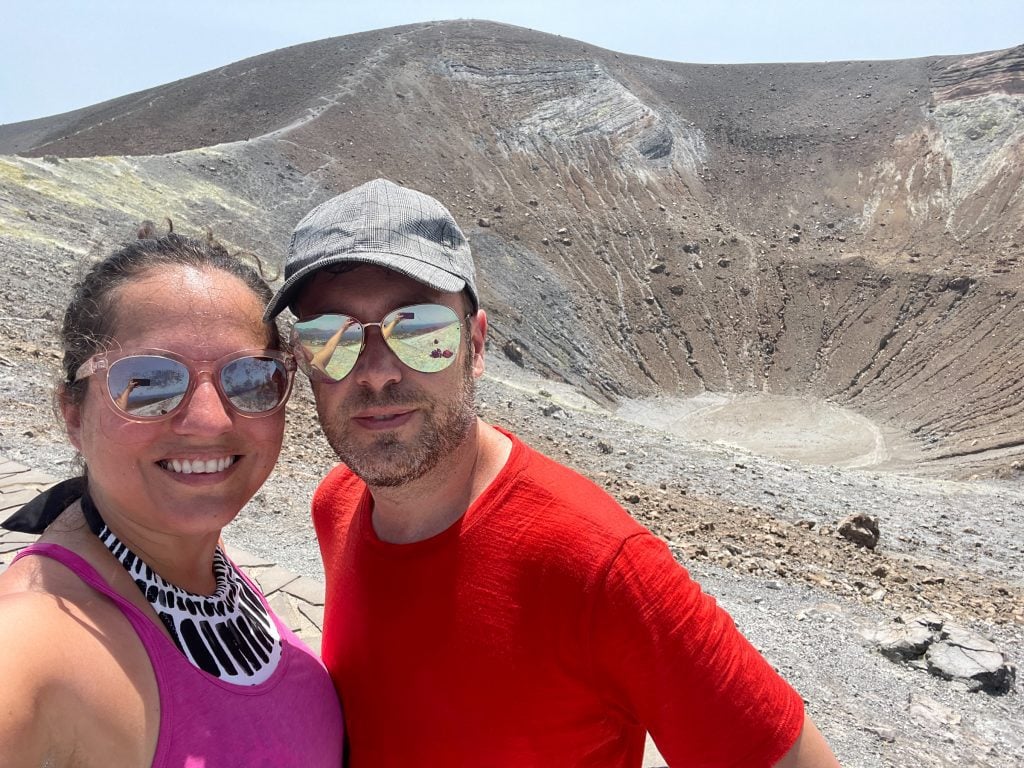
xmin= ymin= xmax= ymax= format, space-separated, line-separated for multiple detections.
xmin=294 ymin=265 xmax=485 ymax=488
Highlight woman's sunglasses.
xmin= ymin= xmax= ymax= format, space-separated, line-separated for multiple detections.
xmin=291 ymin=303 xmax=469 ymax=383
xmin=74 ymin=348 xmax=296 ymax=422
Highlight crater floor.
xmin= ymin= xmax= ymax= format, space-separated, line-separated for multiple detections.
xmin=617 ymin=394 xmax=899 ymax=469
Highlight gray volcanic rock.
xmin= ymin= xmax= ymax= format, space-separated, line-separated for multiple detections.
xmin=838 ymin=513 xmax=881 ymax=549
xmin=926 ymin=625 xmax=1017 ymax=694
xmin=874 ymin=613 xmax=942 ymax=661
xmin=869 ymin=613 xmax=1016 ymax=694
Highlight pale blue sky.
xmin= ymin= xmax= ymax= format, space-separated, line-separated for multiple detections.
xmin=2 ymin=0 xmax=1022 ymax=125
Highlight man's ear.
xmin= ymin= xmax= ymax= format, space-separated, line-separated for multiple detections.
xmin=470 ymin=309 xmax=487 ymax=379
xmin=59 ymin=387 xmax=84 ymax=451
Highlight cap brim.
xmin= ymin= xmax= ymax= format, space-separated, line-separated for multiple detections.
xmin=263 ymin=252 xmax=469 ymax=321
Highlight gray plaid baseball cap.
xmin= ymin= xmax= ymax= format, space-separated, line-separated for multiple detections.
xmin=264 ymin=178 xmax=477 ymax=319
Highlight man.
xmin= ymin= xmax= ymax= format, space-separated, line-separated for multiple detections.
xmin=265 ymin=178 xmax=840 ymax=767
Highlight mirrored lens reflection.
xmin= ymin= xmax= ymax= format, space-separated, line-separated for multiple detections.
xmin=107 ymin=356 xmax=188 ymax=417
xmin=387 ymin=305 xmax=461 ymax=373
xmin=222 ymin=357 xmax=290 ymax=413
xmin=293 ymin=315 xmax=363 ymax=382
xmin=292 ymin=304 xmax=462 ymax=382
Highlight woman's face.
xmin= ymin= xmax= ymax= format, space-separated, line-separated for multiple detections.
xmin=63 ymin=265 xmax=285 ymax=539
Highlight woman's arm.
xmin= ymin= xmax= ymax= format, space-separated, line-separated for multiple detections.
xmin=0 ymin=594 xmax=68 ymax=768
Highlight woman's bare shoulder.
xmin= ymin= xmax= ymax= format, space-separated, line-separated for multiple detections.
xmin=0 ymin=540 xmax=137 ymax=684
xmin=0 ymin=568 xmax=97 ymax=666
xmin=0 ymin=551 xmax=154 ymax=768
xmin=0 ymin=541 xmax=96 ymax=600
xmin=0 ymin=587 xmax=80 ymax=767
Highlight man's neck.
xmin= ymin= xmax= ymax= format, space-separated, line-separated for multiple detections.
xmin=367 ymin=420 xmax=512 ymax=544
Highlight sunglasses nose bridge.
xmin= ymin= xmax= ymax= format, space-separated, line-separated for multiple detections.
xmin=360 ymin=319 xmax=391 ymax=341
xmin=186 ymin=367 xmax=220 ymax=402
xmin=349 ymin=320 xmax=406 ymax=387
xmin=356 ymin=322 xmax=388 ymax=356
xmin=173 ymin=367 xmax=234 ymax=430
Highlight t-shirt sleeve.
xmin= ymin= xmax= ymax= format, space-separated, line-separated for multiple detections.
xmin=589 ymin=532 xmax=804 ymax=768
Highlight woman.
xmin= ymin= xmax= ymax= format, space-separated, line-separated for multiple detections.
xmin=0 ymin=228 xmax=344 ymax=766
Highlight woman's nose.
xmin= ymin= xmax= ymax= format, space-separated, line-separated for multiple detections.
xmin=173 ymin=373 xmax=233 ymax=435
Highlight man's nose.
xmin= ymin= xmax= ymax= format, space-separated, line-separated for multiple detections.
xmin=351 ymin=327 xmax=403 ymax=391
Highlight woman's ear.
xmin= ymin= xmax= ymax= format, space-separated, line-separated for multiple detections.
xmin=59 ymin=387 xmax=83 ymax=451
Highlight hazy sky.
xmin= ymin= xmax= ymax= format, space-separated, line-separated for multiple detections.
xmin=3 ymin=0 xmax=1022 ymax=125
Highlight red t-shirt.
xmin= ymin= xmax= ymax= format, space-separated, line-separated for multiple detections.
xmin=314 ymin=431 xmax=803 ymax=767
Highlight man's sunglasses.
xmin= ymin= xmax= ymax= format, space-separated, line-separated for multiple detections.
xmin=291 ymin=303 xmax=469 ymax=383
xmin=74 ymin=348 xmax=296 ymax=421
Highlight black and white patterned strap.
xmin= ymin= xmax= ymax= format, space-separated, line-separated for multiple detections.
xmin=82 ymin=492 xmax=283 ymax=685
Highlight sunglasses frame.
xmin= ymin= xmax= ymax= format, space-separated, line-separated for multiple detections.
xmin=291 ymin=303 xmax=473 ymax=384
xmin=74 ymin=347 xmax=297 ymax=422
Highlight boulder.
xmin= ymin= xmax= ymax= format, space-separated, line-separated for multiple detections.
xmin=872 ymin=613 xmax=940 ymax=661
xmin=838 ymin=513 xmax=880 ymax=549
xmin=926 ymin=624 xmax=1016 ymax=694
xmin=868 ymin=614 xmax=1016 ymax=694
xmin=501 ymin=339 xmax=525 ymax=366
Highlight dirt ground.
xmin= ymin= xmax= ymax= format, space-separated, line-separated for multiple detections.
xmin=1 ymin=289 xmax=1022 ymax=768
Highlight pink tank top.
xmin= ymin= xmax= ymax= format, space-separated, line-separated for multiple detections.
xmin=15 ymin=543 xmax=344 ymax=768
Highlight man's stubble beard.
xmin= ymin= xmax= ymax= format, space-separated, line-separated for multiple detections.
xmin=317 ymin=356 xmax=478 ymax=488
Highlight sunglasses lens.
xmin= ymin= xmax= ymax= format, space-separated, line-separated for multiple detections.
xmin=221 ymin=356 xmax=291 ymax=413
xmin=382 ymin=304 xmax=462 ymax=373
xmin=292 ymin=315 xmax=364 ymax=382
xmin=106 ymin=356 xmax=190 ymax=418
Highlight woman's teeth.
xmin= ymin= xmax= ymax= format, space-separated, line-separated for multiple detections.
xmin=160 ymin=456 xmax=235 ymax=474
